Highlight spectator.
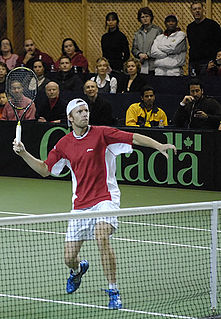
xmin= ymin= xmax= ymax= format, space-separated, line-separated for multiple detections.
xmin=0 ymin=62 xmax=9 ymax=92
xmin=90 ymin=57 xmax=117 ymax=93
xmin=55 ymin=38 xmax=89 ymax=73
xmin=36 ymin=81 xmax=67 ymax=123
xmin=132 ymin=7 xmax=163 ymax=75
xmin=16 ymin=39 xmax=54 ymax=70
xmin=0 ymin=38 xmax=18 ymax=70
xmin=150 ymin=14 xmax=187 ymax=76
xmin=126 ymin=85 xmax=168 ymax=127
xmin=119 ymin=57 xmax=149 ymax=93
xmin=1 ymin=80 xmax=36 ymax=121
xmin=101 ymin=12 xmax=130 ymax=73
xmin=53 ymin=56 xmax=83 ymax=92
xmin=32 ymin=60 xmax=50 ymax=94
xmin=0 ymin=90 xmax=8 ymax=119
xmin=173 ymin=78 xmax=221 ymax=129
xmin=83 ymin=80 xmax=113 ymax=125
xmin=187 ymin=0 xmax=221 ymax=76
xmin=207 ymin=50 xmax=221 ymax=76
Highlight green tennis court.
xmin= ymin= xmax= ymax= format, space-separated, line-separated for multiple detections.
xmin=1 ymin=176 xmax=221 ymax=318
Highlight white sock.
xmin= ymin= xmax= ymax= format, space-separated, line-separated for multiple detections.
xmin=109 ymin=283 xmax=117 ymax=290
xmin=72 ymin=263 xmax=81 ymax=275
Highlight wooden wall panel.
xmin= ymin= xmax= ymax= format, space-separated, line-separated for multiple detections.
xmin=29 ymin=1 xmax=83 ymax=63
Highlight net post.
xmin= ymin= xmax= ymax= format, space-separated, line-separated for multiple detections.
xmin=210 ymin=201 xmax=218 ymax=313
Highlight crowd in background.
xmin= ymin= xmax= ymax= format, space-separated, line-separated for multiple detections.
xmin=1 ymin=0 xmax=221 ymax=130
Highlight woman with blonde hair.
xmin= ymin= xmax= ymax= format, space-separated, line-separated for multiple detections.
xmin=120 ymin=57 xmax=149 ymax=93
xmin=90 ymin=57 xmax=117 ymax=93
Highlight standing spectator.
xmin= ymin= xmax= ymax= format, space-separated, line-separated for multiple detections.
xmin=16 ymin=39 xmax=54 ymax=70
xmin=36 ymin=81 xmax=67 ymax=123
xmin=132 ymin=7 xmax=163 ymax=75
xmin=0 ymin=62 xmax=9 ymax=92
xmin=83 ymin=80 xmax=113 ymax=125
xmin=0 ymin=90 xmax=8 ymax=119
xmin=187 ymin=0 xmax=221 ymax=76
xmin=55 ymin=38 xmax=89 ymax=73
xmin=90 ymin=57 xmax=117 ymax=93
xmin=0 ymin=38 xmax=18 ymax=70
xmin=126 ymin=85 xmax=168 ymax=127
xmin=173 ymin=78 xmax=221 ymax=129
xmin=101 ymin=12 xmax=130 ymax=73
xmin=119 ymin=57 xmax=149 ymax=93
xmin=207 ymin=49 xmax=221 ymax=76
xmin=32 ymin=60 xmax=50 ymax=94
xmin=53 ymin=56 xmax=83 ymax=92
xmin=150 ymin=15 xmax=187 ymax=76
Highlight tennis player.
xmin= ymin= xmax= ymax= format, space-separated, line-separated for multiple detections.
xmin=13 ymin=98 xmax=176 ymax=310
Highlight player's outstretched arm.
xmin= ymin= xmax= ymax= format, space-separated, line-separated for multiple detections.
xmin=132 ymin=133 xmax=177 ymax=159
xmin=13 ymin=140 xmax=50 ymax=177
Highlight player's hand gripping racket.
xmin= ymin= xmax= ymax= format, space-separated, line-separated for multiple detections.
xmin=5 ymin=66 xmax=38 ymax=143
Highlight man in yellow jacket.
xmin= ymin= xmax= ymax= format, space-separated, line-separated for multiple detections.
xmin=125 ymin=85 xmax=168 ymax=127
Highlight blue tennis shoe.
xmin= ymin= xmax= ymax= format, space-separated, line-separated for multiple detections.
xmin=66 ymin=260 xmax=89 ymax=294
xmin=106 ymin=289 xmax=122 ymax=309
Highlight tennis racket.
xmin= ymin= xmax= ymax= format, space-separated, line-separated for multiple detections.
xmin=5 ymin=66 xmax=38 ymax=143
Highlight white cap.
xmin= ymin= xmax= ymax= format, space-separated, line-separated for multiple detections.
xmin=66 ymin=98 xmax=88 ymax=126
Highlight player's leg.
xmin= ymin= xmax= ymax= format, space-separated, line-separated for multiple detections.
xmin=94 ymin=221 xmax=116 ymax=284
xmin=65 ymin=217 xmax=89 ymax=293
xmin=94 ymin=221 xmax=122 ymax=309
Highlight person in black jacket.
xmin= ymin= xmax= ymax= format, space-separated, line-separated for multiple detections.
xmin=101 ymin=12 xmax=130 ymax=72
xmin=119 ymin=57 xmax=149 ymax=93
xmin=36 ymin=81 xmax=67 ymax=123
xmin=83 ymin=80 xmax=113 ymax=126
xmin=53 ymin=56 xmax=84 ymax=93
xmin=187 ymin=0 xmax=221 ymax=76
xmin=173 ymin=78 xmax=221 ymax=129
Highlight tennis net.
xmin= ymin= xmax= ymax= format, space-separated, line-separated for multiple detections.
xmin=1 ymin=201 xmax=221 ymax=319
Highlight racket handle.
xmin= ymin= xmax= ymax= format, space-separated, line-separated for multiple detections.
xmin=16 ymin=121 xmax=22 ymax=143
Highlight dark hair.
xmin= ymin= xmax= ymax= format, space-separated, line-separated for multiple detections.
xmin=0 ymin=61 xmax=9 ymax=73
xmin=190 ymin=0 xmax=203 ymax=8
xmin=137 ymin=7 xmax=154 ymax=23
xmin=141 ymin=85 xmax=155 ymax=96
xmin=188 ymin=78 xmax=203 ymax=90
xmin=0 ymin=38 xmax=14 ymax=55
xmin=62 ymin=38 xmax=82 ymax=55
xmin=31 ymin=59 xmax=48 ymax=73
xmin=105 ymin=12 xmax=119 ymax=29
xmin=59 ymin=55 xmax=72 ymax=63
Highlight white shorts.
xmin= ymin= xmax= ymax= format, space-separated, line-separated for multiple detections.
xmin=65 ymin=200 xmax=119 ymax=242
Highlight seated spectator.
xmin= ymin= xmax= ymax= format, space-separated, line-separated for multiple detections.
xmin=90 ymin=57 xmax=117 ymax=93
xmin=53 ymin=56 xmax=83 ymax=92
xmin=55 ymin=38 xmax=89 ymax=73
xmin=32 ymin=60 xmax=50 ymax=94
xmin=207 ymin=50 xmax=221 ymax=76
xmin=1 ymin=80 xmax=36 ymax=121
xmin=83 ymin=80 xmax=113 ymax=125
xmin=0 ymin=38 xmax=18 ymax=70
xmin=0 ymin=90 xmax=8 ymax=119
xmin=0 ymin=62 xmax=9 ymax=92
xmin=126 ymin=85 xmax=168 ymax=127
xmin=16 ymin=39 xmax=54 ymax=70
xmin=150 ymin=15 xmax=187 ymax=76
xmin=119 ymin=57 xmax=149 ymax=93
xmin=36 ymin=81 xmax=67 ymax=123
xmin=173 ymin=78 xmax=221 ymax=129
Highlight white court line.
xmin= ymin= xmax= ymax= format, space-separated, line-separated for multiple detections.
xmin=0 ymin=294 xmax=197 ymax=319
xmin=0 ymin=211 xmax=33 ymax=216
